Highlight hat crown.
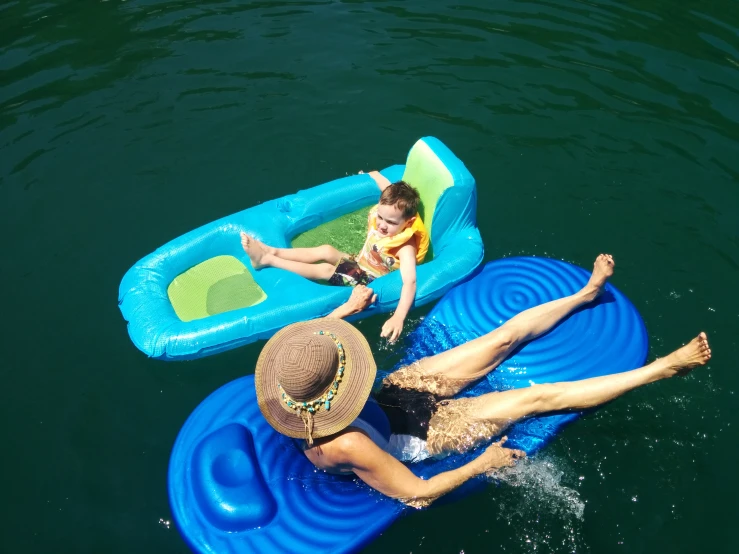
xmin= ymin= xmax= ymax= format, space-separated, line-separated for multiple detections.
xmin=275 ymin=334 xmax=338 ymax=401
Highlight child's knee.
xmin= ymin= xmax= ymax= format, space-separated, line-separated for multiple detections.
xmin=320 ymin=245 xmax=341 ymax=261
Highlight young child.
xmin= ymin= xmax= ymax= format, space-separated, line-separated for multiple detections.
xmin=240 ymin=171 xmax=429 ymax=342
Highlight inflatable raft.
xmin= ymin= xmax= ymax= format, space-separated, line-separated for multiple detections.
xmin=118 ymin=137 xmax=483 ymax=360
xmin=167 ymin=257 xmax=648 ymax=553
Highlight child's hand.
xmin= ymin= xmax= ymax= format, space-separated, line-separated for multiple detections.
xmin=359 ymin=170 xmax=391 ymax=191
xmin=381 ymin=315 xmax=404 ymax=343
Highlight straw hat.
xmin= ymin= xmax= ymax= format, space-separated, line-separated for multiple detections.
xmin=255 ymin=318 xmax=377 ymax=445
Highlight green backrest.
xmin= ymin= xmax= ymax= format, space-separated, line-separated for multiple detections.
xmin=401 ymin=139 xmax=454 ymax=240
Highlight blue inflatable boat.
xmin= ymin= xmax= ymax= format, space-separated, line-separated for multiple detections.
xmin=167 ymin=257 xmax=648 ymax=553
xmin=118 ymin=137 xmax=483 ymax=360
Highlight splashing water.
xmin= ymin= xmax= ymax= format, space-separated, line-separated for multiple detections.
xmin=493 ymin=455 xmax=585 ymax=521
xmin=485 ymin=455 xmax=587 ymax=553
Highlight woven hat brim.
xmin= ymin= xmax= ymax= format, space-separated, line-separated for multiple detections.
xmin=255 ymin=318 xmax=377 ymax=440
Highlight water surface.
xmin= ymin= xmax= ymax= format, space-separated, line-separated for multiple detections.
xmin=1 ymin=1 xmax=737 ymax=552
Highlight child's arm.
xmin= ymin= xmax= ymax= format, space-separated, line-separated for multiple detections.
xmin=361 ymin=170 xmax=392 ymax=192
xmin=380 ymin=243 xmax=417 ymax=342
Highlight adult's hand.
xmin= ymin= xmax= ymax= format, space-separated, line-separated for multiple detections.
xmin=347 ymin=285 xmax=377 ymax=314
xmin=327 ymin=285 xmax=377 ymax=319
xmin=479 ymin=437 xmax=526 ymax=472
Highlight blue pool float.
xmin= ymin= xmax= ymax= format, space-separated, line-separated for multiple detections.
xmin=168 ymin=257 xmax=648 ymax=553
xmin=118 ymin=137 xmax=483 ymax=360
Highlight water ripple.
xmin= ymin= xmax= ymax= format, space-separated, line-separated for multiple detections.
xmin=0 ymin=1 xmax=737 ymax=553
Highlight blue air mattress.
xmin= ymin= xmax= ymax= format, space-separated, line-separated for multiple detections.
xmin=119 ymin=137 xmax=483 ymax=360
xmin=168 ymin=257 xmax=648 ymax=553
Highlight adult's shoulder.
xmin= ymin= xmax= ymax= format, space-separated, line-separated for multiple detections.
xmin=303 ymin=429 xmax=375 ymax=472
xmin=326 ymin=428 xmax=376 ymax=463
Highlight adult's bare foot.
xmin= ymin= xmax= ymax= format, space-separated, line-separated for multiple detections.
xmin=661 ymin=332 xmax=712 ymax=377
xmin=581 ymin=254 xmax=615 ymax=301
xmin=240 ymin=232 xmax=268 ymax=269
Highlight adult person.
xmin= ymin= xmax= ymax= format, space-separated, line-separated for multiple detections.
xmin=255 ymin=255 xmax=711 ymax=508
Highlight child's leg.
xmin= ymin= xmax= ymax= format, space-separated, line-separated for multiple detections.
xmin=241 ymin=233 xmax=336 ymax=280
xmin=261 ymin=257 xmax=336 ymax=280
xmin=241 ymin=233 xmax=347 ymax=265
xmin=273 ymin=244 xmax=347 ymax=265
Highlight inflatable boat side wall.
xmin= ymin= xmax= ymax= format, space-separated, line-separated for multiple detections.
xmin=118 ymin=138 xmax=483 ymax=360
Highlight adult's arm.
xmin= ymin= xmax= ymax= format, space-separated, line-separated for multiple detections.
xmin=333 ymin=430 xmax=524 ymax=509
xmin=327 ymin=285 xmax=377 ymax=319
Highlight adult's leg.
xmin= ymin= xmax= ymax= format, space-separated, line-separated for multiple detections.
xmin=474 ymin=332 xmax=711 ymax=422
xmin=240 ymin=232 xmax=336 ymax=280
xmin=387 ymin=254 xmax=615 ymax=397
xmin=426 ymin=333 xmax=711 ymax=455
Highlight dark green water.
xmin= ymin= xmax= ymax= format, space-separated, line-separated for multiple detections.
xmin=2 ymin=0 xmax=738 ymax=552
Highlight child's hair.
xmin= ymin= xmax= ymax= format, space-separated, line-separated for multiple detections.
xmin=379 ymin=180 xmax=420 ymax=219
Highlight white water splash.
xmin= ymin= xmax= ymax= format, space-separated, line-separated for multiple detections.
xmin=493 ymin=456 xmax=585 ymax=521
xmin=482 ymin=456 xmax=587 ymax=552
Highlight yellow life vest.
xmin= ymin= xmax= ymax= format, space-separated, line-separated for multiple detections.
xmin=355 ymin=206 xmax=429 ymax=278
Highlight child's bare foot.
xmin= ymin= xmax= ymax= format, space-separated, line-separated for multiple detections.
xmin=581 ymin=254 xmax=615 ymax=301
xmin=240 ymin=232 xmax=268 ymax=269
xmin=660 ymin=332 xmax=712 ymax=377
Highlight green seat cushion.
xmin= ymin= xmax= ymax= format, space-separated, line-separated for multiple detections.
xmin=291 ymin=206 xmax=371 ymax=254
xmin=401 ymin=139 xmax=455 ymax=240
xmin=168 ymin=255 xmax=266 ymax=322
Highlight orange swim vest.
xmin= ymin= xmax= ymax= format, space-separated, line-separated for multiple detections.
xmin=355 ymin=206 xmax=429 ymax=278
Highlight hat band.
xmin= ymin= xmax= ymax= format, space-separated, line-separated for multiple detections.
xmin=277 ymin=331 xmax=345 ymax=414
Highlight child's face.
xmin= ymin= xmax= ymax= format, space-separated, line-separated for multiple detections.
xmin=376 ymin=203 xmax=412 ymax=237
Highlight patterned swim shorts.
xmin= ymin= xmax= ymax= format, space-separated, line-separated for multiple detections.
xmin=328 ymin=257 xmax=375 ymax=287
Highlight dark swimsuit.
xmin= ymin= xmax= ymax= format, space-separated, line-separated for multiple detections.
xmin=373 ymin=383 xmax=439 ymax=440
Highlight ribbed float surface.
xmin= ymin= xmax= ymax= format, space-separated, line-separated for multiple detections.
xmin=428 ymin=256 xmax=648 ymax=387
xmin=168 ymin=374 xmax=400 ymax=554
xmin=169 ymin=257 xmax=648 ymax=553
